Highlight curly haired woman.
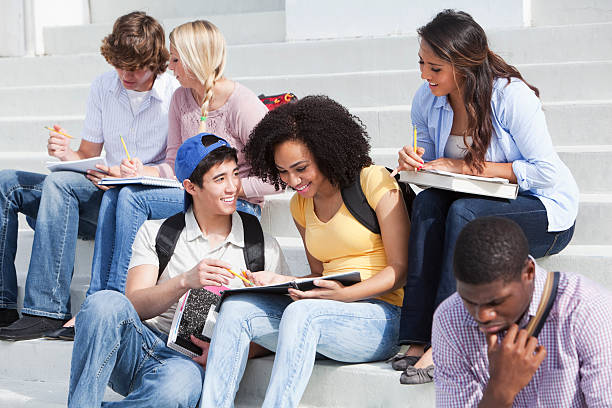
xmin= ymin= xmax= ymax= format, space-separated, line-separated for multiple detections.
xmin=199 ymin=95 xmax=410 ymax=408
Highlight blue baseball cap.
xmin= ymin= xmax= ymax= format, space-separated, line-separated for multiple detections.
xmin=175 ymin=133 xmax=231 ymax=211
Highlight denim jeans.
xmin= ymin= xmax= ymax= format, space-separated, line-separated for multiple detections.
xmin=200 ymin=294 xmax=400 ymax=408
xmin=69 ymin=290 xmax=204 ymax=407
xmin=0 ymin=170 xmax=102 ymax=319
xmin=88 ymin=184 xmax=261 ymax=296
xmin=399 ymin=188 xmax=575 ymax=344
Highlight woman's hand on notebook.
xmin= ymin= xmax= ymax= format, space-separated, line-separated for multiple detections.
xmin=120 ymin=157 xmax=144 ymax=177
xmin=394 ymin=145 xmax=425 ymax=174
xmin=86 ymin=164 xmax=120 ymax=191
xmin=288 ymin=278 xmax=346 ymax=302
xmin=422 ymin=157 xmax=468 ymax=175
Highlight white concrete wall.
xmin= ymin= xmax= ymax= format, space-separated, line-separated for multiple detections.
xmin=0 ymin=0 xmax=89 ymax=56
xmin=0 ymin=0 xmax=26 ymax=56
xmin=286 ymin=0 xmax=530 ymax=41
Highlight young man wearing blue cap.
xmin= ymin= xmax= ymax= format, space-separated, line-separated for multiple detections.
xmin=67 ymin=134 xmax=289 ymax=407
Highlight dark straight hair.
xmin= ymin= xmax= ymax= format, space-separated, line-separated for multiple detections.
xmin=418 ymin=9 xmax=540 ymax=173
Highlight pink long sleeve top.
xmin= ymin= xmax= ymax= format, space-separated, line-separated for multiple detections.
xmin=157 ymin=82 xmax=277 ymax=204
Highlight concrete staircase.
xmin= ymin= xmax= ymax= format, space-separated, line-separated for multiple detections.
xmin=1 ymin=1 xmax=611 ymax=406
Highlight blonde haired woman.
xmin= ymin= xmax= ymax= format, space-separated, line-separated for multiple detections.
xmin=83 ymin=20 xmax=275 ymax=318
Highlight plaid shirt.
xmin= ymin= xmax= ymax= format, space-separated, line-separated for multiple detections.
xmin=432 ymin=261 xmax=612 ymax=407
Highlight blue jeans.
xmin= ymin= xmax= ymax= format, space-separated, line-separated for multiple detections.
xmin=0 ymin=170 xmax=102 ymax=319
xmin=201 ymin=294 xmax=400 ymax=408
xmin=68 ymin=290 xmax=204 ymax=407
xmin=88 ymin=184 xmax=261 ymax=296
xmin=399 ymin=188 xmax=575 ymax=344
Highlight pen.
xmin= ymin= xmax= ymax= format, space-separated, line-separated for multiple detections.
xmin=228 ymin=268 xmax=254 ymax=286
xmin=120 ymin=135 xmax=132 ymax=161
xmin=45 ymin=126 xmax=74 ymax=139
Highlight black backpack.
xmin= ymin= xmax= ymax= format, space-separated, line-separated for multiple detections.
xmin=154 ymin=211 xmax=265 ymax=279
xmin=341 ymin=167 xmax=415 ymax=234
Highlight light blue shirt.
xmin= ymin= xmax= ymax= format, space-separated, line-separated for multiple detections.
xmin=81 ymin=70 xmax=179 ymax=168
xmin=411 ymin=77 xmax=578 ymax=231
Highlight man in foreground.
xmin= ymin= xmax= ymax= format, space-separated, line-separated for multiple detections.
xmin=432 ymin=216 xmax=612 ymax=407
xmin=68 ymin=134 xmax=288 ymax=406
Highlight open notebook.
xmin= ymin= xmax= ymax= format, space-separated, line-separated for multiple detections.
xmin=46 ymin=156 xmax=106 ymax=173
xmin=99 ymin=176 xmax=182 ymax=188
xmin=400 ymin=169 xmax=518 ymax=199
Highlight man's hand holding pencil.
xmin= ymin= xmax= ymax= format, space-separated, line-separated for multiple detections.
xmin=46 ymin=125 xmax=73 ymax=160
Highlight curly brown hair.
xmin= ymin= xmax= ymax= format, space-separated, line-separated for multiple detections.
xmin=100 ymin=11 xmax=169 ymax=75
xmin=244 ymin=95 xmax=372 ymax=191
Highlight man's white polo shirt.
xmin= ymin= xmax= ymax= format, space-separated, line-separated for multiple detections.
xmin=129 ymin=208 xmax=290 ymax=334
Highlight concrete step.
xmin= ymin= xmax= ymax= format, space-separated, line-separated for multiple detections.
xmin=3 ymin=22 xmax=612 ymax=87
xmin=43 ymin=11 xmax=286 ymax=55
xmin=88 ymin=0 xmax=285 ymax=24
xmin=1 ymin=101 xmax=610 ymax=155
xmin=1 ymin=61 xmax=610 ymax=117
xmin=0 ymin=342 xmax=431 ymax=408
xmin=532 ymin=0 xmax=612 ymax=26
xmin=0 ymin=378 xmax=121 ymax=407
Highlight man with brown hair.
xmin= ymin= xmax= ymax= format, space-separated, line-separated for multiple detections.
xmin=0 ymin=11 xmax=178 ymax=341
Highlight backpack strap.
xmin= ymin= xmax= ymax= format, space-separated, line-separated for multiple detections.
xmin=238 ymin=211 xmax=265 ymax=272
xmin=525 ymin=271 xmax=560 ymax=338
xmin=341 ymin=167 xmax=415 ymax=234
xmin=155 ymin=212 xmax=186 ymax=280
xmin=154 ymin=211 xmax=266 ymax=279
xmin=341 ymin=173 xmax=380 ymax=234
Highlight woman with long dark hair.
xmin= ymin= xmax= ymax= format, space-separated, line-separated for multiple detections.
xmin=391 ymin=10 xmax=578 ymax=384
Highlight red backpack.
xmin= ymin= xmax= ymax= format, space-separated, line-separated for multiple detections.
xmin=258 ymin=93 xmax=297 ymax=110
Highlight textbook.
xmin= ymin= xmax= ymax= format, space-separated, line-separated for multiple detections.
xmin=46 ymin=156 xmax=106 ymax=173
xmin=399 ymin=169 xmax=518 ymax=199
xmin=166 ymin=272 xmax=362 ymax=357
xmin=98 ymin=176 xmax=182 ymax=188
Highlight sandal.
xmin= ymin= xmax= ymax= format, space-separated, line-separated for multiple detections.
xmin=400 ymin=365 xmax=434 ymax=385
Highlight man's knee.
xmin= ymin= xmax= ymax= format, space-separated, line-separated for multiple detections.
xmin=79 ymin=290 xmax=132 ymax=321
xmin=43 ymin=171 xmax=83 ymax=194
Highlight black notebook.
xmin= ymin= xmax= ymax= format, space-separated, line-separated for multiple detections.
xmin=219 ymin=271 xmax=362 ymax=300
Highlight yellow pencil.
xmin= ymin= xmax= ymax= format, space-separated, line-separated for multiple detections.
xmin=120 ymin=135 xmax=132 ymax=161
xmin=413 ymin=125 xmax=417 ymax=153
xmin=44 ymin=126 xmax=74 ymax=139
xmin=228 ymin=269 xmax=254 ymax=286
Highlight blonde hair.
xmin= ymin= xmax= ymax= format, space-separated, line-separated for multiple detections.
xmin=169 ymin=20 xmax=227 ymax=133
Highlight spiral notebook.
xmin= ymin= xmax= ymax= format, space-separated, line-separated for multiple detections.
xmin=99 ymin=176 xmax=182 ymax=188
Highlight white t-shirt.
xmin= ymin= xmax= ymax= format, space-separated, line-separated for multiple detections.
xmin=129 ymin=208 xmax=290 ymax=334
xmin=126 ymin=89 xmax=150 ymax=115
